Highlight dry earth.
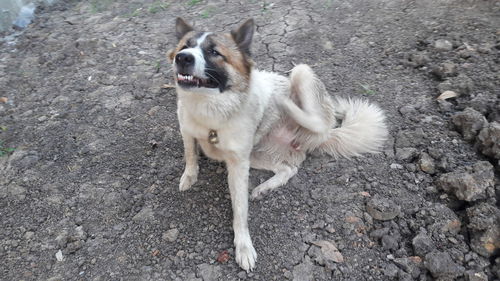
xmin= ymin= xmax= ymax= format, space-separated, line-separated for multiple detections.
xmin=0 ymin=0 xmax=499 ymax=280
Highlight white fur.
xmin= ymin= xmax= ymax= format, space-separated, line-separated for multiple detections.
xmin=175 ymin=63 xmax=388 ymax=272
xmin=175 ymin=32 xmax=212 ymax=79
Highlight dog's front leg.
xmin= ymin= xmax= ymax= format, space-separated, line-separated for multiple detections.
xmin=226 ymin=156 xmax=257 ymax=272
xmin=179 ymin=131 xmax=198 ymax=191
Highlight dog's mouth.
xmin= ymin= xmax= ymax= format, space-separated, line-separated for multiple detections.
xmin=176 ymin=73 xmax=219 ymax=89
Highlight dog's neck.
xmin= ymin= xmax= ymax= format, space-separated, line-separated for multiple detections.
xmin=177 ymin=87 xmax=248 ymax=125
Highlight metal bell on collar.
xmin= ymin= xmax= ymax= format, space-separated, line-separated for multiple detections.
xmin=208 ymin=129 xmax=219 ymax=144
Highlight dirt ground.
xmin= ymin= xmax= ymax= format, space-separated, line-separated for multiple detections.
xmin=0 ymin=0 xmax=499 ymax=280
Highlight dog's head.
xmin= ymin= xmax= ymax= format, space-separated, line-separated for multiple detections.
xmin=167 ymin=18 xmax=254 ymax=94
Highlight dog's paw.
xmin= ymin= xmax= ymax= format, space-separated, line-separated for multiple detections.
xmin=250 ymin=185 xmax=271 ymax=200
xmin=235 ymin=239 xmax=257 ymax=272
xmin=179 ymin=170 xmax=197 ymax=191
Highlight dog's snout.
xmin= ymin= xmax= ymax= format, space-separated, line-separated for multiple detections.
xmin=175 ymin=52 xmax=194 ymax=67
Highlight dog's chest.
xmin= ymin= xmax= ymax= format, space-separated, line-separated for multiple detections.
xmin=180 ymin=110 xmax=251 ymax=154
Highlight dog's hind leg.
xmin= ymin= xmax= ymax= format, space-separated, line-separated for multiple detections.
xmin=250 ymin=156 xmax=298 ymax=199
xmin=279 ymin=64 xmax=330 ymax=134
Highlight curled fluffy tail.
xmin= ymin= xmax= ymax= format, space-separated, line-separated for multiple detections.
xmin=283 ymin=64 xmax=388 ymax=159
xmin=318 ymin=98 xmax=388 ymax=158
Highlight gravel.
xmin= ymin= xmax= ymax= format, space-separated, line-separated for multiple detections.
xmin=0 ymin=0 xmax=499 ymax=280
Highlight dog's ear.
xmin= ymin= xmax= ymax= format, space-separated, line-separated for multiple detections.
xmin=176 ymin=17 xmax=194 ymax=40
xmin=166 ymin=49 xmax=175 ymax=63
xmin=231 ymin=19 xmax=254 ymax=55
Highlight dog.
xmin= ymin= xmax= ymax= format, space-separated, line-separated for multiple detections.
xmin=167 ymin=17 xmax=388 ymax=272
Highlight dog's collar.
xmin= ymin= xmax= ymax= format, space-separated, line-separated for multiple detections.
xmin=208 ymin=129 xmax=219 ymax=144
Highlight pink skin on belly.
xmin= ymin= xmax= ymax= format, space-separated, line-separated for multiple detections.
xmin=268 ymin=126 xmax=301 ymax=151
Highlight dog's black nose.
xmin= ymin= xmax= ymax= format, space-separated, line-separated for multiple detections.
xmin=175 ymin=52 xmax=194 ymax=67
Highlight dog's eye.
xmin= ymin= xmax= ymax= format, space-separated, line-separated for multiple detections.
xmin=180 ymin=45 xmax=188 ymax=50
xmin=209 ymin=48 xmax=220 ymax=56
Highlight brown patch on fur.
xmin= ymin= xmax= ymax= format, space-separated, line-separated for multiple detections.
xmin=220 ymin=34 xmax=253 ymax=79
xmin=203 ymin=33 xmax=253 ymax=92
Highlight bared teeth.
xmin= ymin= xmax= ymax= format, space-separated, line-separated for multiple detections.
xmin=177 ymin=74 xmax=211 ymax=88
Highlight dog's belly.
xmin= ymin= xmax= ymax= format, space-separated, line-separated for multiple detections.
xmin=198 ymin=139 xmax=225 ymax=161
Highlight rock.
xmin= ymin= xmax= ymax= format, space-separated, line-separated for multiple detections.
xmin=55 ymin=229 xmax=69 ymax=248
xmin=477 ymin=122 xmax=500 ymax=160
xmin=424 ymin=251 xmax=464 ymax=280
xmin=412 ymin=232 xmax=434 ymax=256
xmin=467 ymin=203 xmax=500 ymax=231
xmin=237 ymin=271 xmax=247 ymax=279
xmin=311 ymin=240 xmax=344 ymax=263
xmin=9 ymin=150 xmax=40 ymax=170
xmin=434 ymin=39 xmax=453 ymax=51
xmin=437 ymin=99 xmax=454 ymax=112
xmin=399 ymin=105 xmax=417 ymax=116
xmin=425 ymin=203 xmax=462 ymax=235
xmin=436 ymin=161 xmax=495 ymax=201
xmin=293 ymin=257 xmax=314 ymax=281
xmin=407 ymin=52 xmax=430 ymax=67
xmin=55 ymin=250 xmax=64 ymax=262
xmin=197 ymin=264 xmax=221 ymax=281
xmin=470 ymin=226 xmax=500 ymax=258
xmin=466 ymin=93 xmax=498 ymax=115
xmin=454 ymin=73 xmax=474 ymax=94
xmin=383 ymin=263 xmax=399 ymax=278
xmin=465 ymin=270 xmax=488 ymax=281
xmin=477 ymin=44 xmax=492 ymax=54
xmin=437 ymin=74 xmax=474 ymax=95
xmin=418 ymin=153 xmax=435 ymax=174
xmin=390 ymin=163 xmax=404 ymax=169
xmin=432 ymin=62 xmax=458 ymax=80
xmin=24 ymin=231 xmax=35 ymax=240
xmin=451 ymin=108 xmax=488 ymax=141
xmin=366 ymin=195 xmax=401 ymax=221
xmin=163 ymin=228 xmax=180 ymax=242
xmin=395 ymin=148 xmax=418 ymax=162
xmin=73 ymin=226 xmax=87 ymax=241
xmin=393 ymin=256 xmax=422 ymax=279
xmin=132 ymin=206 xmax=154 ymax=222
xmin=381 ymin=235 xmax=399 ymax=251
xmin=187 ymin=276 xmax=202 ymax=281
xmin=369 ymin=227 xmax=390 ymax=239
xmin=66 ymin=240 xmax=83 ymax=253
xmin=458 ymin=49 xmax=474 ymax=58
xmin=6 ymin=184 xmax=26 ymax=200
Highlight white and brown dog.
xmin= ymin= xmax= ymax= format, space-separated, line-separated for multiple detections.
xmin=167 ymin=18 xmax=388 ymax=271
